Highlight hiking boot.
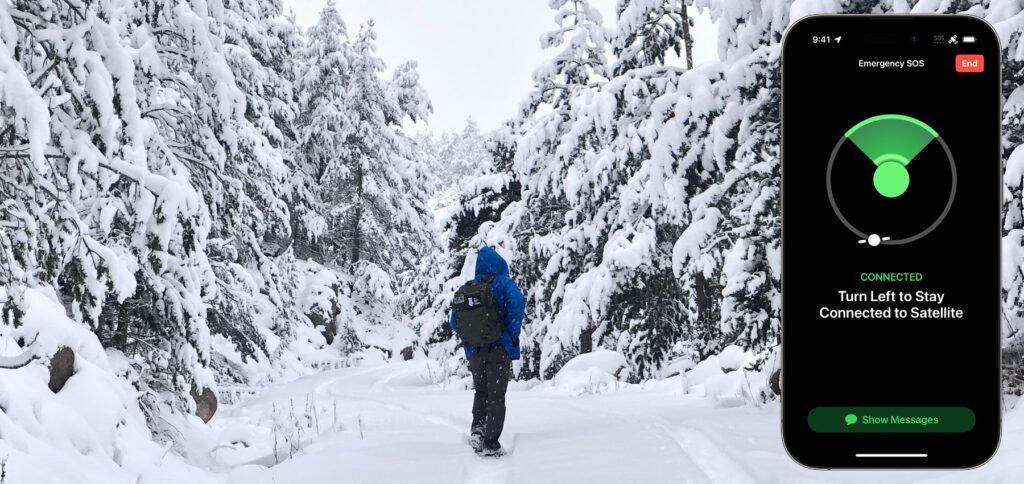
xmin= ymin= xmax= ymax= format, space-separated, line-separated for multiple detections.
xmin=475 ymin=441 xmax=504 ymax=458
xmin=468 ymin=431 xmax=484 ymax=451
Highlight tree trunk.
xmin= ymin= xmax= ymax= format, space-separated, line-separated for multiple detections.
xmin=681 ymin=3 xmax=694 ymax=70
xmin=696 ymin=271 xmax=711 ymax=323
xmin=351 ymin=161 xmax=364 ymax=264
xmin=580 ymin=323 xmax=594 ymax=354
xmin=112 ymin=313 xmax=129 ymax=352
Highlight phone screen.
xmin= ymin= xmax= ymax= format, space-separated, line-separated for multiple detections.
xmin=781 ymin=15 xmax=1001 ymax=469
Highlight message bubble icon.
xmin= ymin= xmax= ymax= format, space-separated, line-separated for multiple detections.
xmin=845 ymin=413 xmax=858 ymax=426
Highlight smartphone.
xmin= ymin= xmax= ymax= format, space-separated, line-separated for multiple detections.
xmin=781 ymin=15 xmax=1001 ymax=469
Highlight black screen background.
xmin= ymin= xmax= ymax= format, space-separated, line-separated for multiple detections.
xmin=782 ymin=15 xmax=1001 ymax=469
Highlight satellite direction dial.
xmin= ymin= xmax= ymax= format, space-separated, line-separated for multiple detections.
xmin=826 ymin=114 xmax=956 ymax=246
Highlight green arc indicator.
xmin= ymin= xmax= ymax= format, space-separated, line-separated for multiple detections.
xmin=826 ymin=113 xmax=956 ymax=246
xmin=844 ymin=114 xmax=939 ymax=198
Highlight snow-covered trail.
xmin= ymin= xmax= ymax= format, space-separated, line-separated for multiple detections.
xmin=212 ymin=361 xmax=1024 ymax=484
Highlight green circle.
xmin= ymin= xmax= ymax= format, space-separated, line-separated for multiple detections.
xmin=873 ymin=160 xmax=910 ymax=198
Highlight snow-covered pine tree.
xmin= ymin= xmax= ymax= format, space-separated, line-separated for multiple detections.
xmin=448 ymin=119 xmax=490 ymax=181
xmin=345 ymin=23 xmax=438 ymax=356
xmin=292 ymin=0 xmax=351 ymax=262
xmin=512 ymin=0 xmax=720 ymax=379
xmin=418 ymin=118 xmax=490 ymax=216
xmin=115 ymin=0 xmax=317 ymax=399
xmin=680 ymin=0 xmax=789 ymax=359
xmin=504 ymin=0 xmax=614 ymax=378
xmin=613 ymin=0 xmax=696 ymax=73
xmin=388 ymin=60 xmax=442 ymax=352
xmin=447 ymin=125 xmax=522 ymax=258
xmin=550 ymin=0 xmax=713 ymax=378
xmin=293 ymin=5 xmax=437 ymax=356
xmin=517 ymin=0 xmax=611 ymax=124
xmin=670 ymin=0 xmax=852 ymax=361
xmin=0 ymin=0 xmax=218 ymax=407
xmin=454 ymin=0 xmax=707 ymax=379
xmin=269 ymin=10 xmax=307 ymax=151
xmin=202 ymin=0 xmax=308 ymax=376
xmin=333 ymin=23 xmax=433 ymax=269
xmin=982 ymin=0 xmax=1024 ymax=391
xmin=417 ymin=117 xmax=493 ymax=256
xmin=668 ymin=0 xmax=837 ymax=364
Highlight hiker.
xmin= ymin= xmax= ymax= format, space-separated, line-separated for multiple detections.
xmin=449 ymin=246 xmax=525 ymax=457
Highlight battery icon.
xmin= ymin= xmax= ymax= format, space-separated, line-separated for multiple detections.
xmin=963 ymin=35 xmax=976 ymax=43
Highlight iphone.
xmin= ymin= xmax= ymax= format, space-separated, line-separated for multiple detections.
xmin=781 ymin=15 xmax=1001 ymax=469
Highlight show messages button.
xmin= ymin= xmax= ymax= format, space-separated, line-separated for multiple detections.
xmin=807 ymin=406 xmax=975 ymax=433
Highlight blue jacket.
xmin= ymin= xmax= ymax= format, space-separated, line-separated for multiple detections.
xmin=450 ymin=247 xmax=526 ymax=360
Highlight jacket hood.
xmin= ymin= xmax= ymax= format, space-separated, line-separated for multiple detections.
xmin=475 ymin=246 xmax=509 ymax=279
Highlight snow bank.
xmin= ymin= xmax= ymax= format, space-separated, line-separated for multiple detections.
xmin=0 ymin=289 xmax=217 ymax=484
xmin=684 ymin=354 xmax=725 ymax=393
xmin=660 ymin=357 xmax=695 ymax=378
xmin=703 ymin=370 xmax=757 ymax=408
xmin=683 ymin=347 xmax=772 ymax=406
xmin=544 ymin=350 xmax=630 ymax=395
xmin=558 ymin=349 xmax=629 ymax=376
xmin=717 ymin=344 xmax=750 ymax=372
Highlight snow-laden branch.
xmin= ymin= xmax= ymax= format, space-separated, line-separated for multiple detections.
xmin=0 ymin=333 xmax=39 ymax=370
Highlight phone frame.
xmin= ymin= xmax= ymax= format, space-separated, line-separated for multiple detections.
xmin=780 ymin=14 xmax=1003 ymax=470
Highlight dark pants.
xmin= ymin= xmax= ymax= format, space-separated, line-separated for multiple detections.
xmin=468 ymin=344 xmax=511 ymax=448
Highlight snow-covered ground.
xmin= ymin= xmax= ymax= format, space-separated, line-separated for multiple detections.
xmin=5 ymin=289 xmax=1024 ymax=483
xmin=199 ymin=360 xmax=1024 ymax=484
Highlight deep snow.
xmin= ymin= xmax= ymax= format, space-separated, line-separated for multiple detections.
xmin=5 ymin=289 xmax=1024 ymax=483
xmin=205 ymin=360 xmax=1024 ymax=484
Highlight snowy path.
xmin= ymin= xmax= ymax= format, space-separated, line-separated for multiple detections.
xmin=211 ymin=361 xmax=1024 ymax=483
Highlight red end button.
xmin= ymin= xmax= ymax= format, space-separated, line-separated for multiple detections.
xmin=955 ymin=54 xmax=984 ymax=73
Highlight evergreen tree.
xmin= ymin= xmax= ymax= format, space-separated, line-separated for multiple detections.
xmin=613 ymin=0 xmax=696 ymax=73
xmin=292 ymin=0 xmax=352 ymax=262
xmin=417 ymin=118 xmax=493 ymax=246
xmin=0 ymin=0 xmax=220 ymax=407
xmin=510 ymin=0 xmax=613 ymax=377
xmin=188 ymin=0 xmax=309 ymax=377
xmin=0 ymin=0 xmax=445 ymax=435
xmin=513 ymin=0 xmax=705 ymax=379
xmin=117 ymin=0 xmax=320 ymax=397
xmin=294 ymin=5 xmax=437 ymax=355
xmin=988 ymin=0 xmax=1024 ymax=391
xmin=418 ymin=118 xmax=489 ymax=191
xmin=345 ymin=23 xmax=437 ymax=354
xmin=681 ymin=0 xmax=787 ymax=357
xmin=333 ymin=23 xmax=433 ymax=271
xmin=447 ymin=125 xmax=522 ymax=259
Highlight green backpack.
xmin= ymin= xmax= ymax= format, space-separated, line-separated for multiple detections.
xmin=453 ymin=275 xmax=504 ymax=347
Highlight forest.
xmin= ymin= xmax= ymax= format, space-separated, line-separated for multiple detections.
xmin=2 ymin=0 xmax=1024 ymax=482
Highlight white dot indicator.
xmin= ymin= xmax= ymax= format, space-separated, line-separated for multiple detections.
xmin=868 ymin=234 xmax=881 ymax=247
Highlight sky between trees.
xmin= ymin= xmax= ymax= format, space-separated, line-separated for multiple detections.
xmin=282 ymin=0 xmax=718 ymax=132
